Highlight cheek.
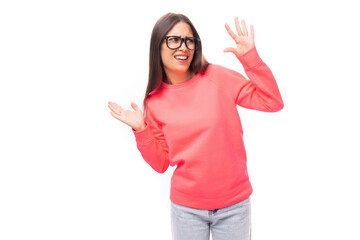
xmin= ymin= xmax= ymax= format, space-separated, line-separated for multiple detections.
xmin=160 ymin=48 xmax=173 ymax=66
xmin=160 ymin=48 xmax=165 ymax=63
xmin=189 ymin=52 xmax=195 ymax=63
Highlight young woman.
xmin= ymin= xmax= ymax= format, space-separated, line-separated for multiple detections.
xmin=108 ymin=12 xmax=283 ymax=240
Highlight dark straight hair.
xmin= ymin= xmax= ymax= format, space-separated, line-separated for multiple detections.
xmin=142 ymin=12 xmax=209 ymax=114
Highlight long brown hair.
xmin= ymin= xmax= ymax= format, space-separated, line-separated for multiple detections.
xmin=142 ymin=13 xmax=209 ymax=114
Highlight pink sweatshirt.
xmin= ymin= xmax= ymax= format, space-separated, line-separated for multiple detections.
xmin=132 ymin=46 xmax=284 ymax=210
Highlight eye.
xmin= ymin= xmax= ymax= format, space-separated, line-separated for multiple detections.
xmin=168 ymin=37 xmax=180 ymax=43
xmin=186 ymin=38 xmax=195 ymax=44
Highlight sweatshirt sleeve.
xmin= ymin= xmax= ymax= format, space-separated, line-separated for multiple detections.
xmin=215 ymin=46 xmax=284 ymax=112
xmin=131 ymin=101 xmax=170 ymax=174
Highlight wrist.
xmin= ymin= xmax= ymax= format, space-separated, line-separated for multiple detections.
xmin=135 ymin=122 xmax=147 ymax=132
xmin=237 ymin=46 xmax=261 ymax=69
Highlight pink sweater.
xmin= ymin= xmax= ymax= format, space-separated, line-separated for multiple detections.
xmin=132 ymin=46 xmax=284 ymax=210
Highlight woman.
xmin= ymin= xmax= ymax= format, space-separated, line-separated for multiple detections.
xmin=108 ymin=12 xmax=283 ymax=240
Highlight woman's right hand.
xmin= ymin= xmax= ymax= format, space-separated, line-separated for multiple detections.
xmin=108 ymin=101 xmax=147 ymax=132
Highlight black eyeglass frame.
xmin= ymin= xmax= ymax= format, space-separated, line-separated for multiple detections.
xmin=162 ymin=36 xmax=201 ymax=50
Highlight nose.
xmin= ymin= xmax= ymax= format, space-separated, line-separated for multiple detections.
xmin=178 ymin=39 xmax=187 ymax=51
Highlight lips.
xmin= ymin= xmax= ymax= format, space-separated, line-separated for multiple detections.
xmin=174 ymin=55 xmax=189 ymax=64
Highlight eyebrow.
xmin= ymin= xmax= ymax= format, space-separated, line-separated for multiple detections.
xmin=167 ymin=35 xmax=194 ymax=38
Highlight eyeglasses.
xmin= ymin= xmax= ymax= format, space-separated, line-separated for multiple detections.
xmin=162 ymin=36 xmax=200 ymax=50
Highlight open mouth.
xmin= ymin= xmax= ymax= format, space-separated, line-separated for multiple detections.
xmin=174 ymin=55 xmax=189 ymax=61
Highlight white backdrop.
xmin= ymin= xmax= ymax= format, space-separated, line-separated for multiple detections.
xmin=1 ymin=0 xmax=359 ymax=239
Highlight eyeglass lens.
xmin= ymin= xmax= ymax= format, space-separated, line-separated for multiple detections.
xmin=167 ymin=37 xmax=197 ymax=50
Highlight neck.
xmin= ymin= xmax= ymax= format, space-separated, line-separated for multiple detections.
xmin=164 ymin=70 xmax=195 ymax=85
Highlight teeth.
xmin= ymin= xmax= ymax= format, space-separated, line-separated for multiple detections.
xmin=175 ymin=56 xmax=188 ymax=60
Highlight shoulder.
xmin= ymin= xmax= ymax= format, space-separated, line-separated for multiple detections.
xmin=146 ymin=87 xmax=166 ymax=110
xmin=204 ymin=63 xmax=224 ymax=73
xmin=202 ymin=63 xmax=236 ymax=76
xmin=201 ymin=63 xmax=242 ymax=83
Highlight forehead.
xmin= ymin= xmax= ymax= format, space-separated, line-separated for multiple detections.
xmin=167 ymin=22 xmax=193 ymax=36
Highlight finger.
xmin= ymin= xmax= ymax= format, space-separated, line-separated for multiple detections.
xmin=109 ymin=102 xmax=125 ymax=112
xmin=223 ymin=47 xmax=237 ymax=55
xmin=225 ymin=23 xmax=238 ymax=40
xmin=235 ymin=17 xmax=243 ymax=36
xmin=241 ymin=19 xmax=248 ymax=36
xmin=110 ymin=111 xmax=122 ymax=121
xmin=108 ymin=103 xmax=122 ymax=115
xmin=250 ymin=24 xmax=255 ymax=43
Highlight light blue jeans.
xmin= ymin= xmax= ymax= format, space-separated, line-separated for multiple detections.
xmin=171 ymin=197 xmax=251 ymax=240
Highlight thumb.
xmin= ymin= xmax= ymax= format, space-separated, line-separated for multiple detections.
xmin=223 ymin=47 xmax=237 ymax=55
xmin=131 ymin=102 xmax=139 ymax=111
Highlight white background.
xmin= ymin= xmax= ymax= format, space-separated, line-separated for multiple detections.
xmin=1 ymin=0 xmax=359 ymax=239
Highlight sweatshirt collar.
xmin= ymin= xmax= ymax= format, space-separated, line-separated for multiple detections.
xmin=161 ymin=73 xmax=200 ymax=89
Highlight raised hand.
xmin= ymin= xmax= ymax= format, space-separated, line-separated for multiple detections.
xmin=224 ymin=17 xmax=255 ymax=57
xmin=108 ymin=101 xmax=147 ymax=131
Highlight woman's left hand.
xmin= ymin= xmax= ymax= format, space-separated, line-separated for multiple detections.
xmin=224 ymin=17 xmax=255 ymax=57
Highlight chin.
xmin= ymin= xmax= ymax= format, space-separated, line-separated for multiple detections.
xmin=177 ymin=66 xmax=191 ymax=73
xmin=168 ymin=65 xmax=190 ymax=74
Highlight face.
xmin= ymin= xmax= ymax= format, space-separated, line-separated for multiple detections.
xmin=160 ymin=22 xmax=195 ymax=77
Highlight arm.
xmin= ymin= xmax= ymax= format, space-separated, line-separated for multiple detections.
xmin=132 ymin=102 xmax=170 ymax=174
xmin=224 ymin=17 xmax=284 ymax=112
xmin=236 ymin=46 xmax=284 ymax=112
